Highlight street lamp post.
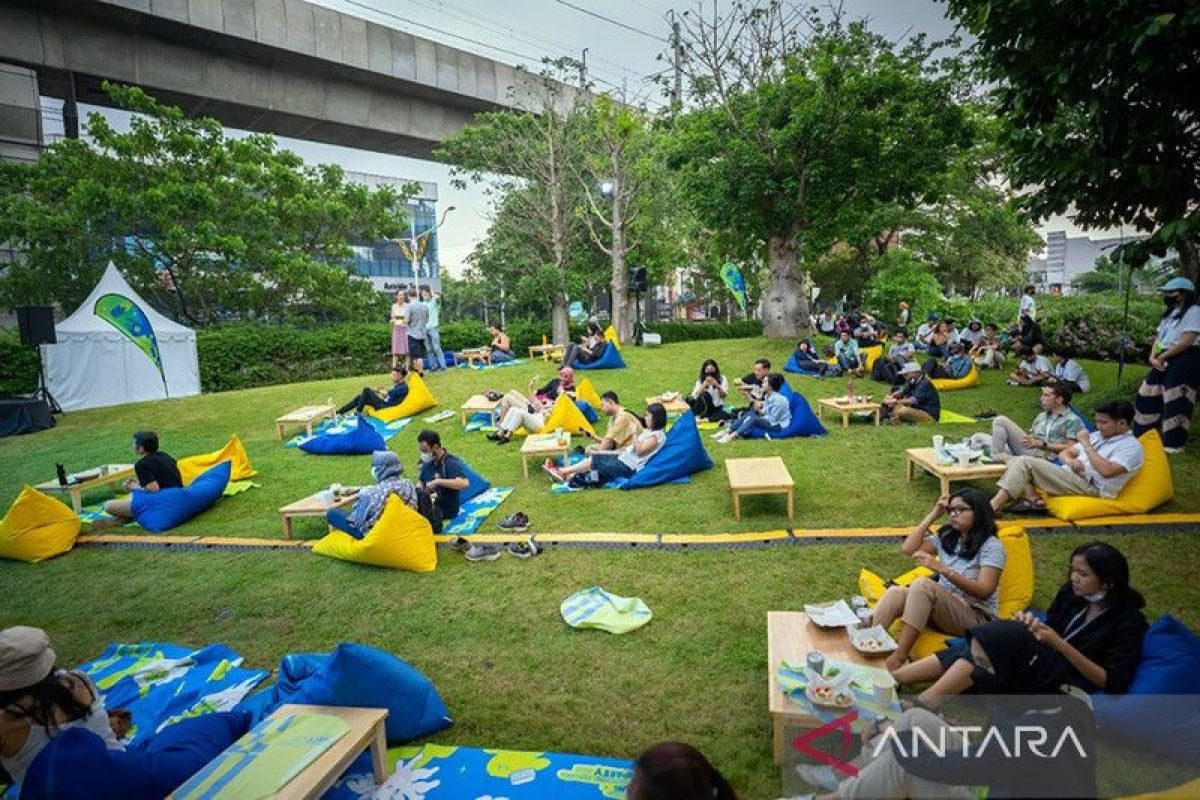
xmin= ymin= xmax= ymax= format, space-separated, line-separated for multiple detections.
xmin=392 ymin=204 xmax=456 ymax=292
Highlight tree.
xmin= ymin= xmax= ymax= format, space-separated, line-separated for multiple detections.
xmin=436 ymin=66 xmax=585 ymax=344
xmin=0 ymin=84 xmax=406 ymax=323
xmin=944 ymin=0 xmax=1200 ymax=281
xmin=665 ymin=5 xmax=972 ymax=337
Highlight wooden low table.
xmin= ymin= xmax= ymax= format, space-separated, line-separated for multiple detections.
xmin=35 ymin=464 xmax=135 ymax=514
xmin=768 ymin=611 xmax=874 ymax=764
xmin=460 ymin=393 xmax=500 ymax=425
xmin=278 ymin=489 xmax=358 ymax=539
xmin=646 ymin=394 xmax=690 ymax=415
xmin=529 ymin=343 xmax=565 ymax=361
xmin=818 ymin=396 xmax=882 ymax=428
xmin=520 ymin=432 xmax=571 ymax=479
xmin=170 ymin=704 xmax=388 ymax=799
xmin=726 ymin=456 xmax=795 ymax=521
xmin=906 ymin=447 xmax=1008 ymax=495
xmin=276 ymin=404 xmax=335 ymax=440
xmin=458 ymin=347 xmax=492 ymax=367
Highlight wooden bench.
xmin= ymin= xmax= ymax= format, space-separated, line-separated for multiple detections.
xmin=520 ymin=432 xmax=570 ymax=479
xmin=817 ymin=396 xmax=882 ymax=428
xmin=528 ymin=343 xmax=565 ymax=361
xmin=35 ymin=464 xmax=135 ymax=514
xmin=170 ymin=704 xmax=388 ymax=799
xmin=278 ymin=489 xmax=358 ymax=539
xmin=726 ymin=456 xmax=795 ymax=521
xmin=458 ymin=347 xmax=492 ymax=367
xmin=905 ymin=447 xmax=1007 ymax=496
xmin=459 ymin=393 xmax=500 ymax=425
xmin=275 ymin=405 xmax=335 ymax=440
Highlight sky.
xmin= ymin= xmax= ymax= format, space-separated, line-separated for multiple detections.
xmin=41 ymin=0 xmax=1093 ymax=274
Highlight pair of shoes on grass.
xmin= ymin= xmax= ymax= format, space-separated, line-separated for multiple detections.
xmin=448 ymin=514 xmax=539 ymax=562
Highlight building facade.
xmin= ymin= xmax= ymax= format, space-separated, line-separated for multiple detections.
xmin=1027 ymin=230 xmax=1145 ymax=294
xmin=343 ymin=171 xmax=441 ymax=295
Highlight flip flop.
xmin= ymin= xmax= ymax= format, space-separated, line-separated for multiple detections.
xmin=1010 ymin=499 xmax=1048 ymax=514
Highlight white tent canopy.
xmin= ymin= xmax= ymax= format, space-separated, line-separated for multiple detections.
xmin=41 ymin=263 xmax=200 ymax=411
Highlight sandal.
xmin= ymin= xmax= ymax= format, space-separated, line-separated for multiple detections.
xmin=1009 ymin=499 xmax=1048 ymax=514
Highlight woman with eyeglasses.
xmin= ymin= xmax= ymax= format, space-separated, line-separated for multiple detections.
xmin=872 ymin=489 xmax=1006 ymax=673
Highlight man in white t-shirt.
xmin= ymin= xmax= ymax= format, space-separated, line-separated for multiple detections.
xmin=990 ymin=400 xmax=1144 ymax=513
xmin=1019 ymin=284 xmax=1037 ymax=322
xmin=915 ymin=313 xmax=939 ymax=351
xmin=1008 ymin=350 xmax=1052 ymax=386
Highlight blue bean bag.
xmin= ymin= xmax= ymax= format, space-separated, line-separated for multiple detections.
xmin=461 ymin=461 xmax=491 ymax=503
xmin=576 ymin=399 xmax=599 ymax=423
xmin=131 ymin=460 xmax=230 ymax=533
xmin=243 ymin=642 xmax=452 ymax=744
xmin=1092 ymin=615 xmax=1200 ymax=764
xmin=620 ymin=411 xmax=713 ymax=490
xmin=1069 ymin=404 xmax=1096 ymax=433
xmin=742 ymin=390 xmax=827 ymax=439
xmin=298 ymin=415 xmax=387 ymax=455
xmin=21 ymin=712 xmax=251 ymax=800
xmin=785 ymin=351 xmax=825 ymax=375
xmin=574 ymin=343 xmax=627 ymax=370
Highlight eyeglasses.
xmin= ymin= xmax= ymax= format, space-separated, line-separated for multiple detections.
xmin=946 ymin=505 xmax=972 ymax=515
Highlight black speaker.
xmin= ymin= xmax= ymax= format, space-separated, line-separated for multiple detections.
xmin=16 ymin=306 xmax=56 ymax=346
xmin=629 ymin=266 xmax=648 ymax=293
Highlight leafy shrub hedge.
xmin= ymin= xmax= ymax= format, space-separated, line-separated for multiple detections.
xmin=0 ymin=332 xmax=39 ymax=396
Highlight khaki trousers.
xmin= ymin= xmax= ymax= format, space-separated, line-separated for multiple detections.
xmin=997 ymin=455 xmax=1097 ymax=499
xmin=892 ymin=406 xmax=935 ymax=425
xmin=872 ymin=577 xmax=990 ymax=636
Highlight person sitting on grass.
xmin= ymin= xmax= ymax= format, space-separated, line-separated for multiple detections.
xmin=562 ymin=322 xmax=607 ymax=368
xmin=324 ymin=450 xmax=421 ymax=539
xmin=0 ymin=626 xmax=127 ymax=787
xmin=416 ymin=430 xmax=470 ymax=531
xmin=921 ymin=342 xmax=973 ymax=381
xmin=871 ymin=328 xmax=914 ymax=384
xmin=627 ymin=741 xmax=737 ymax=800
xmin=872 ymin=489 xmax=1006 ymax=673
xmin=989 ymin=400 xmax=1144 ymax=515
xmin=584 ymin=391 xmax=643 ymax=453
xmin=1012 ymin=312 xmax=1048 ymax=356
xmin=970 ymin=323 xmax=1006 ymax=369
xmin=968 ymin=384 xmax=1083 ymax=462
xmin=893 ymin=541 xmax=1147 ymax=703
xmin=686 ymin=359 xmax=732 ymax=420
xmin=544 ymin=403 xmax=668 ymax=487
xmin=487 ymin=367 xmax=577 ymax=445
xmin=731 ymin=358 xmax=771 ymax=404
xmin=834 ymin=330 xmax=865 ymax=377
xmin=925 ymin=321 xmax=953 ymax=359
xmin=959 ymin=318 xmax=985 ymax=348
xmin=714 ymin=373 xmax=790 ymax=443
xmin=855 ymin=316 xmax=882 ymax=347
xmin=1048 ymin=349 xmax=1091 ymax=394
xmin=1008 ymin=348 xmax=1053 ymax=386
xmin=485 ymin=324 xmax=514 ymax=364
xmin=792 ymin=340 xmax=832 ymax=378
xmin=337 ymin=367 xmax=408 ymax=416
xmin=534 ymin=365 xmax=575 ymax=403
xmin=881 ymin=362 xmax=940 ymax=425
xmin=101 ymin=431 xmax=183 ymax=522
xmin=914 ymin=312 xmax=939 ymax=352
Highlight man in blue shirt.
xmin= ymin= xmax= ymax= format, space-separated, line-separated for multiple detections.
xmin=921 ymin=342 xmax=973 ymax=380
xmin=716 ymin=373 xmax=791 ymax=442
xmin=883 ymin=362 xmax=941 ymax=424
xmin=417 ymin=429 xmax=470 ymax=531
xmin=337 ymin=368 xmax=409 ymax=415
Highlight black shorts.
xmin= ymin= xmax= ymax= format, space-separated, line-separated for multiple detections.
xmin=407 ymin=336 xmax=426 ymax=358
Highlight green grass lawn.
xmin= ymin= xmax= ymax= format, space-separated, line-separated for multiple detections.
xmin=3 ymin=338 xmax=1200 ymax=798
xmin=0 ymin=337 xmax=1196 ymax=539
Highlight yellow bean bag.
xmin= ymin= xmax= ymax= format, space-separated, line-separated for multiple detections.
xmin=367 ymin=372 xmax=437 ymax=423
xmin=177 ymin=435 xmax=257 ymax=485
xmin=603 ymin=325 xmax=621 ymax=350
xmin=1040 ymin=429 xmax=1173 ymax=521
xmin=0 ymin=486 xmax=82 ymax=563
xmin=825 ymin=344 xmax=883 ymax=370
xmin=576 ymin=378 xmax=603 ymax=410
xmin=930 ymin=364 xmax=980 ymax=391
xmin=311 ymin=495 xmax=436 ymax=572
xmin=539 ymin=393 xmax=596 ymax=438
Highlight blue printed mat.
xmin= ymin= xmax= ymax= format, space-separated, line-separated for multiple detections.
xmin=443 ymin=487 xmax=514 ymax=534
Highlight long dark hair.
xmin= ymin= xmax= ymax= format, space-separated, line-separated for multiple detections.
xmin=646 ymin=403 xmax=668 ymax=431
xmin=698 ymin=359 xmax=722 ymax=385
xmin=0 ymin=669 xmax=91 ymax=732
xmin=1162 ymin=288 xmax=1197 ymax=320
xmin=1069 ymin=541 xmax=1145 ymax=609
xmin=629 ymin=741 xmax=737 ymax=800
xmin=938 ymin=487 xmax=998 ymax=560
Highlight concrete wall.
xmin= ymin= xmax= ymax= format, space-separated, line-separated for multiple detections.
xmin=0 ymin=61 xmax=41 ymax=163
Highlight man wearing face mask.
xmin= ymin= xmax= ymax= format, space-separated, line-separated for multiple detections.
xmin=416 ymin=430 xmax=470 ymax=531
xmin=324 ymin=450 xmax=419 ymax=539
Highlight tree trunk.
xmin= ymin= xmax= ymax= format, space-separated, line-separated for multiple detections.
xmin=762 ymin=234 xmax=812 ymax=338
xmin=610 ymin=227 xmax=630 ymax=342
xmin=1179 ymin=240 xmax=1199 ymax=285
xmin=552 ymin=292 xmax=569 ymax=345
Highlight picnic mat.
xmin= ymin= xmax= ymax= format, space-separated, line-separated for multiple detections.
xmin=776 ymin=658 xmax=902 ymax=725
xmin=285 ymin=415 xmax=412 ymax=448
xmin=464 ymin=411 xmax=493 ymax=432
xmin=78 ymin=642 xmax=269 ymax=743
xmin=561 ymin=586 xmax=652 ymax=634
xmin=174 ymin=712 xmax=349 ymax=800
xmin=459 ymin=358 xmax=528 ymax=370
xmin=443 ymin=486 xmax=514 ymax=535
xmin=326 ymin=744 xmax=633 ymax=800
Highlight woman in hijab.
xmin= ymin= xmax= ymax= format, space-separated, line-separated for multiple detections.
xmin=324 ymin=450 xmax=420 ymax=539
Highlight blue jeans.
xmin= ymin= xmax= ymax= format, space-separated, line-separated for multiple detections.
xmin=425 ymin=326 xmax=445 ymax=370
xmin=733 ymin=413 xmax=783 ymax=437
xmin=325 ymin=508 xmax=365 ymax=539
xmin=837 ymin=354 xmax=862 ymax=372
xmin=491 ymin=349 xmax=514 ymax=364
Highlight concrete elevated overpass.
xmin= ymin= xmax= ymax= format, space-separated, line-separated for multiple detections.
xmin=0 ymin=0 xmax=566 ymax=158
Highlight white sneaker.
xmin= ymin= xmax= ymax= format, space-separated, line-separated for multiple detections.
xmin=1164 ymin=446 xmax=1185 ymax=454
xmin=796 ymin=763 xmax=840 ymax=791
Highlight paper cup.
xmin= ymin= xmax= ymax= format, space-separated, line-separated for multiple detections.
xmin=957 ymin=451 xmax=971 ymax=467
xmin=872 ymin=674 xmax=896 ymax=707
xmin=932 ymin=435 xmax=945 ymax=452
xmin=318 ymin=490 xmax=335 ymax=504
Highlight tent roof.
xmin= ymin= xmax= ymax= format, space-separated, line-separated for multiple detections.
xmin=56 ymin=262 xmax=193 ymax=336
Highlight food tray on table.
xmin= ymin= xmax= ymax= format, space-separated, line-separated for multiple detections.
xmin=850 ymin=625 xmax=898 ymax=657
xmin=803 ymin=600 xmax=859 ymax=628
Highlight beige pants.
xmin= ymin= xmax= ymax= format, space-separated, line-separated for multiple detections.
xmin=892 ymin=406 xmax=934 ymax=424
xmin=836 ymin=708 xmax=976 ymax=799
xmin=997 ymin=455 xmax=1097 ymax=499
xmin=104 ymin=497 xmax=133 ymax=517
xmin=872 ymin=577 xmax=990 ymax=635
xmin=499 ymin=408 xmax=544 ymax=435
xmin=970 ymin=415 xmax=1042 ymax=459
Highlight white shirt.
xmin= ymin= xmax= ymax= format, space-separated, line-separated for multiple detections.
xmin=690 ymin=374 xmax=729 ymax=408
xmin=390 ymin=302 xmax=406 ymax=328
xmin=960 ymin=328 xmax=984 ymax=346
xmin=1054 ymin=359 xmax=1091 ymax=393
xmin=1020 ymin=294 xmax=1037 ymax=321
xmin=1155 ymin=305 xmax=1200 ymax=352
xmin=1017 ymin=355 xmax=1051 ymax=376
xmin=916 ymin=323 xmax=935 ymax=343
xmin=1060 ymin=431 xmax=1144 ymax=498
xmin=619 ymin=429 xmax=666 ymax=471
